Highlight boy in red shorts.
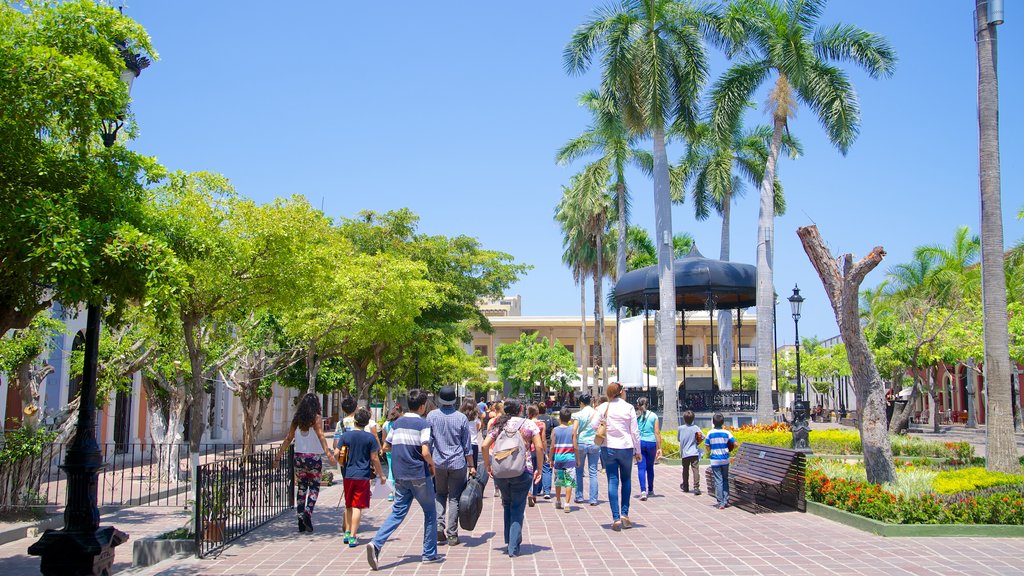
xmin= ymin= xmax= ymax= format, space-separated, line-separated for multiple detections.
xmin=337 ymin=408 xmax=386 ymax=546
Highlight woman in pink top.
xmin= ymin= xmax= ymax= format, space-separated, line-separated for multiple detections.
xmin=595 ymin=382 xmax=641 ymax=531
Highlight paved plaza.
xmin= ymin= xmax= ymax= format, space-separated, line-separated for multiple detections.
xmin=112 ymin=463 xmax=1024 ymax=576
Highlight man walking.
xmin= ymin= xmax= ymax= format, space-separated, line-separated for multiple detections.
xmin=572 ymin=394 xmax=600 ymax=506
xmin=426 ymin=385 xmax=475 ymax=546
xmin=367 ymin=390 xmax=442 ymax=570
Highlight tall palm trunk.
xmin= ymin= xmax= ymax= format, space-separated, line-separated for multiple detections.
xmin=975 ymin=0 xmax=1016 ymax=473
xmin=652 ymin=125 xmax=679 ymax=430
xmin=616 ymin=180 xmax=627 ymax=392
xmin=593 ymin=230 xmax=608 ymax=395
xmin=755 ymin=114 xmax=785 ymax=424
xmin=579 ymin=277 xmax=589 ymax=392
xmin=719 ymin=196 xmax=734 ymax=391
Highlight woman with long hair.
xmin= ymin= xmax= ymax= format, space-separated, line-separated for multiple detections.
xmin=594 ymin=383 xmax=641 ymax=531
xmin=276 ymin=393 xmax=336 ymax=532
xmin=460 ymin=399 xmax=482 ymax=468
xmin=481 ymin=399 xmax=545 ymax=558
xmin=634 ymin=397 xmax=662 ymax=500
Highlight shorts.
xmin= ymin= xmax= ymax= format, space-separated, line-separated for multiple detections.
xmin=554 ymin=468 xmax=577 ymax=488
xmin=344 ymin=478 xmax=371 ymax=509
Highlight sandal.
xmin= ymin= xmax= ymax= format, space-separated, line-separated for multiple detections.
xmin=611 ymin=521 xmax=622 ymax=532
xmin=528 ymin=495 xmax=536 ymax=507
xmin=621 ymin=516 xmax=633 ymax=529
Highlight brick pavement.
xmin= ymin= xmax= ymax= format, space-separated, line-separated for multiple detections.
xmin=132 ymin=465 xmax=1024 ymax=576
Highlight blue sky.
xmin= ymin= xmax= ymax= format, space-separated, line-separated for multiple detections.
xmin=126 ymin=1 xmax=1022 ymax=344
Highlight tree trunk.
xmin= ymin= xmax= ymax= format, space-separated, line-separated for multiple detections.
xmin=719 ymin=198 xmax=734 ymax=391
xmin=797 ymin=225 xmax=896 ymax=484
xmin=616 ymin=180 xmax=627 ymax=392
xmin=594 ymin=228 xmax=608 ymax=392
xmin=652 ymin=125 xmax=679 ymax=430
xmin=579 ymin=279 xmax=589 ymax=391
xmin=975 ymin=0 xmax=1017 ymax=473
xmin=1013 ymin=364 xmax=1023 ymax=431
xmin=305 ymin=345 xmax=321 ymax=395
xmin=930 ymin=370 xmax=941 ymax=435
xmin=755 ymin=115 xmax=785 ymax=424
xmin=13 ymin=361 xmax=53 ymax=431
xmin=0 ymin=301 xmax=47 ymax=339
xmin=889 ymin=381 xmax=918 ymax=435
xmin=142 ymin=375 xmax=188 ymax=482
xmin=182 ymin=319 xmax=207 ymax=456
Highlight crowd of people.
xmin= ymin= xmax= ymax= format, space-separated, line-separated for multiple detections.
xmin=275 ymin=383 xmax=737 ymax=571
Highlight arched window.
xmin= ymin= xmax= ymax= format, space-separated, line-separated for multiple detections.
xmin=68 ymin=331 xmax=85 ymax=403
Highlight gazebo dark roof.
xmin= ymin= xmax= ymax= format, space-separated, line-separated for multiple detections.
xmin=613 ymin=245 xmax=756 ymax=311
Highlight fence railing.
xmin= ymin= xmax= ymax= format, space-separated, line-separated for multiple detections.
xmin=195 ymin=445 xmax=293 ymax=558
xmin=0 ymin=441 xmax=281 ymax=511
xmin=679 ymin=391 xmax=757 ymax=413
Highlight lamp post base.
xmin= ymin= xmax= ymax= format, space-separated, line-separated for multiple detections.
xmin=28 ymin=525 xmax=128 ymax=576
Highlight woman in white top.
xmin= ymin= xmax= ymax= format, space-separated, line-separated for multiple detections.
xmin=595 ymin=382 xmax=641 ymax=531
xmin=276 ymin=393 xmax=336 ymax=533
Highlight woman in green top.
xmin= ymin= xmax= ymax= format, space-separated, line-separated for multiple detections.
xmin=635 ymin=397 xmax=661 ymax=500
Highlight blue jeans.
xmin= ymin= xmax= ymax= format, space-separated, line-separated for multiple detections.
xmin=372 ymin=477 xmax=438 ymax=559
xmin=495 ymin=471 xmax=531 ymax=556
xmin=602 ymin=447 xmax=634 ymax=522
xmin=574 ymin=443 xmax=600 ymax=503
xmin=711 ymin=464 xmax=730 ymax=507
xmin=533 ymin=450 xmax=553 ymax=496
xmin=637 ymin=440 xmax=657 ymax=492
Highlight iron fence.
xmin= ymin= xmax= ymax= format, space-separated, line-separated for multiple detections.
xmin=679 ymin=390 xmax=757 ymax=413
xmin=0 ymin=440 xmax=281 ymax=511
xmin=195 ymin=445 xmax=293 ymax=558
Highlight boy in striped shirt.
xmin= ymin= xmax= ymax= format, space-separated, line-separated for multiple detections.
xmin=705 ymin=413 xmax=736 ymax=509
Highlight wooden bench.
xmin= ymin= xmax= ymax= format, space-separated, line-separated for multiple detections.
xmin=704 ymin=443 xmax=806 ymax=513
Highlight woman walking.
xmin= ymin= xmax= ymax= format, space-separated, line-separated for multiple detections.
xmin=595 ymin=383 xmax=641 ymax=531
xmin=276 ymin=393 xmax=336 ymax=532
xmin=635 ymin=397 xmax=662 ymax=500
xmin=527 ymin=404 xmax=546 ymax=507
xmin=481 ymin=399 xmax=544 ymax=558
xmin=460 ymin=399 xmax=482 ymax=468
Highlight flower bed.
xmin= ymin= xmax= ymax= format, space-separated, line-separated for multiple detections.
xmin=807 ymin=469 xmax=1024 ymax=525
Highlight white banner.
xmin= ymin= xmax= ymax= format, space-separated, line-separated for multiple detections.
xmin=617 ymin=315 xmax=646 ymax=389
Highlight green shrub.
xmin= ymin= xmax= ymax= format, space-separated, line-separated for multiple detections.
xmin=932 ymin=467 xmax=1024 ymax=494
xmin=807 ymin=469 xmax=1024 ymax=525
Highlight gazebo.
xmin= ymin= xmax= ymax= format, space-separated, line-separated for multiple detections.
xmin=613 ymin=245 xmax=757 ymax=414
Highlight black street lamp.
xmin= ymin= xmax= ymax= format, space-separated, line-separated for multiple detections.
xmin=29 ymin=41 xmax=149 ymax=576
xmin=788 ymin=284 xmax=810 ymax=452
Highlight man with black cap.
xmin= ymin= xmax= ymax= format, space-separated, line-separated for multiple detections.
xmin=426 ymin=385 xmax=475 ymax=546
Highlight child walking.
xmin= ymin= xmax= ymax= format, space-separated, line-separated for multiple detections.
xmin=677 ymin=409 xmax=703 ymax=495
xmin=549 ymin=407 xmax=577 ymax=513
xmin=705 ymin=413 xmax=736 ymax=509
xmin=276 ymin=393 xmax=336 ymax=533
xmin=337 ymin=408 xmax=386 ymax=547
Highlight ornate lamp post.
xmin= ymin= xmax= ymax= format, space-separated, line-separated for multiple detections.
xmin=788 ymin=284 xmax=810 ymax=452
xmin=29 ymin=41 xmax=149 ymax=576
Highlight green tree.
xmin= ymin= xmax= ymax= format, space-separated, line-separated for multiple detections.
xmin=676 ymin=121 xmax=798 ymax=388
xmin=555 ymin=169 xmax=613 ymax=395
xmin=496 ymin=333 xmax=578 ymax=399
xmin=0 ymin=0 xmax=179 ymax=334
xmin=711 ymin=0 xmax=896 ymax=425
xmin=557 ymin=89 xmax=653 ymax=327
xmin=565 ymin=0 xmax=724 ymax=430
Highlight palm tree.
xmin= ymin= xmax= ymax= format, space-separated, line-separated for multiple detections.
xmin=975 ymin=0 xmax=1015 ymax=473
xmin=565 ymin=0 xmax=722 ymax=429
xmin=710 ymin=0 xmax=896 ymax=423
xmin=676 ymin=121 xmax=799 ymax=389
xmin=555 ymin=166 xmax=614 ymax=396
xmin=557 ymin=90 xmax=653 ymax=290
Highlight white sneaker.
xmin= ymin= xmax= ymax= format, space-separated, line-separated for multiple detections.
xmin=639 ymin=491 xmax=648 ymax=501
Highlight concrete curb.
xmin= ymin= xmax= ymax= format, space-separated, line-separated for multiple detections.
xmin=132 ymin=533 xmax=196 ymax=567
xmin=806 ymin=501 xmax=1024 ymax=537
xmin=0 ymin=515 xmax=63 ymax=546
